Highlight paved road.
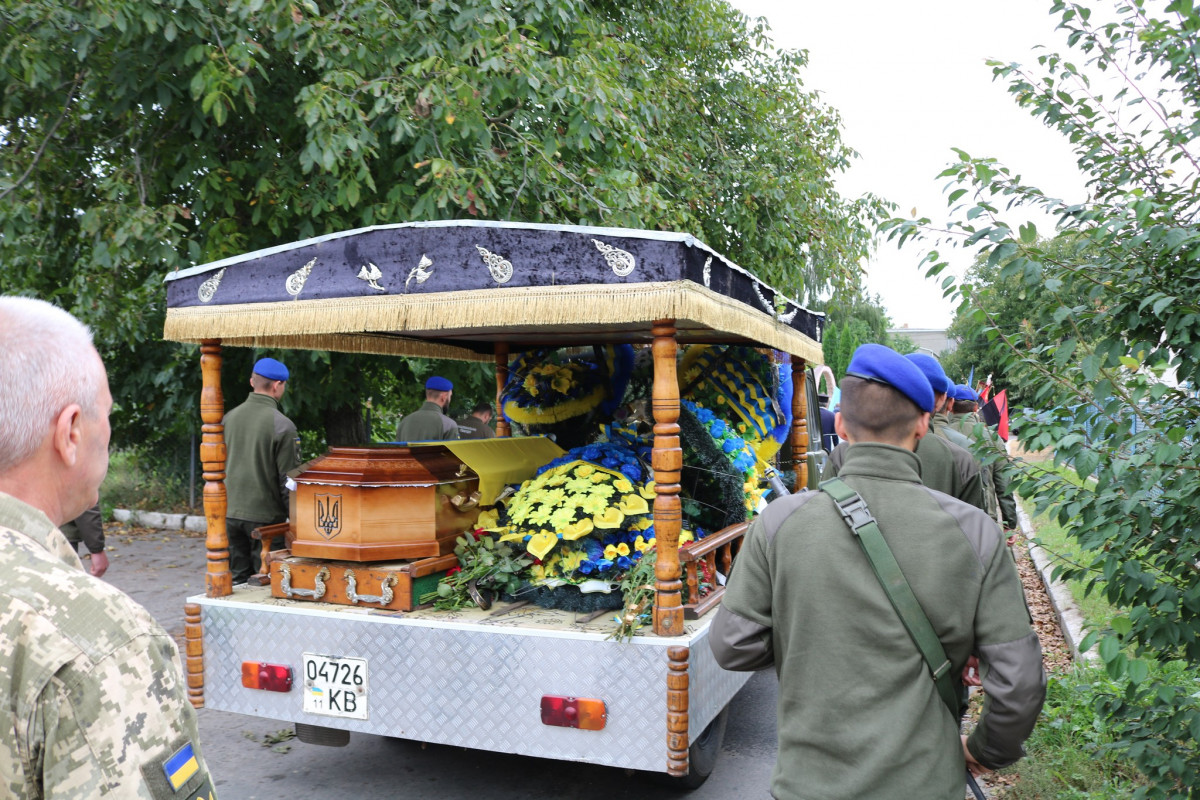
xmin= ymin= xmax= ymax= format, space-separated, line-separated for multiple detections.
xmin=101 ymin=526 xmax=780 ymax=800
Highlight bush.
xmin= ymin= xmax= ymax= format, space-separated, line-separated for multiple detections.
xmin=102 ymin=449 xmax=196 ymax=515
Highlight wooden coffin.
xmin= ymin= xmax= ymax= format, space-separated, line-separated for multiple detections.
xmin=269 ymin=554 xmax=459 ymax=612
xmin=290 ymin=446 xmax=481 ymax=561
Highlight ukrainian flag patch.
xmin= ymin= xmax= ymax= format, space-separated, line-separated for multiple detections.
xmin=162 ymin=742 xmax=199 ymax=791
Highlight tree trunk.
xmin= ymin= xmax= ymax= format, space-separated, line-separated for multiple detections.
xmin=323 ymin=402 xmax=367 ymax=446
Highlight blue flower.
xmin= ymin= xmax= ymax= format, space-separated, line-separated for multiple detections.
xmin=696 ymin=407 xmax=715 ymax=423
xmin=578 ymin=560 xmax=596 ymax=575
xmin=596 ymin=558 xmax=615 ymax=573
xmin=601 ymin=457 xmax=620 ymax=469
xmin=722 ymin=438 xmax=741 ymax=454
xmin=619 ymin=462 xmax=642 ymax=482
xmin=615 ymin=555 xmax=632 ymax=570
xmin=710 ymin=419 xmax=727 ymax=437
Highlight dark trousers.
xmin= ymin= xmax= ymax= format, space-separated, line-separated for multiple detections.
xmin=227 ymin=517 xmax=280 ymax=583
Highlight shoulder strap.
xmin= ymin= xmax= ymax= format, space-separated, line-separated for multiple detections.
xmin=819 ymin=477 xmax=961 ymax=719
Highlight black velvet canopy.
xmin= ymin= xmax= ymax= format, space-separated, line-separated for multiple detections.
xmin=162 ymin=221 xmax=823 ymax=362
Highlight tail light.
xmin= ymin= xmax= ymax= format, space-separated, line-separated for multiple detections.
xmin=540 ymin=695 xmax=607 ymax=730
xmin=242 ymin=661 xmax=293 ymax=692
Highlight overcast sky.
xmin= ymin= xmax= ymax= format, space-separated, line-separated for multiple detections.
xmin=728 ymin=0 xmax=1090 ymax=329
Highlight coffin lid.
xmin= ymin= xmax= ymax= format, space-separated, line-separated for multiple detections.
xmin=294 ymin=437 xmax=564 ymax=506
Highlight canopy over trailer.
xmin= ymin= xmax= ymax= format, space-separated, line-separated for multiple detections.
xmin=162 ymin=220 xmax=824 ymax=780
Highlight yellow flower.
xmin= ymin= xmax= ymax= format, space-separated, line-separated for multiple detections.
xmin=547 ymin=472 xmax=568 ymax=487
xmin=562 ymin=518 xmax=594 ymax=541
xmin=590 ymin=472 xmax=609 ymax=484
xmin=551 ymin=375 xmax=572 ymax=394
xmin=540 ymin=488 xmax=567 ymax=507
xmin=575 ymin=464 xmax=595 ymax=478
xmin=635 ymin=517 xmax=654 ymax=531
xmin=526 ymin=531 xmax=558 ymax=560
xmin=604 ymin=544 xmax=619 ymax=559
xmin=618 ymin=494 xmax=649 ymax=516
xmin=548 ymin=506 xmax=577 ymax=530
xmin=579 ymin=494 xmax=607 ymax=515
xmin=639 ymin=482 xmax=657 ymax=500
xmin=589 ymin=483 xmax=615 ymax=500
xmin=613 ymin=478 xmax=633 ymax=494
xmin=523 ymin=375 xmax=540 ymax=397
xmin=680 ymin=530 xmax=694 ymax=544
xmin=559 ymin=550 xmax=585 ymax=572
xmin=593 ymin=507 xmax=625 ymax=529
xmin=498 ymin=531 xmax=526 ymax=543
xmin=527 ymin=504 xmax=553 ymax=525
xmin=634 ymin=535 xmax=653 ymax=553
xmin=615 ymin=542 xmax=630 ymax=557
xmin=476 ymin=509 xmax=500 ymax=530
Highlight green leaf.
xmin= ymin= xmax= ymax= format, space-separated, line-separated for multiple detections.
xmin=1018 ymin=222 xmax=1037 ymax=243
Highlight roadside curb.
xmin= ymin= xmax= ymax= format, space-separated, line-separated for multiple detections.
xmin=112 ymin=508 xmax=207 ymax=533
xmin=1016 ymin=503 xmax=1095 ymax=664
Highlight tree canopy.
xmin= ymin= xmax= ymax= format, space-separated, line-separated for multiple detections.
xmin=1 ymin=0 xmax=884 ymax=453
xmin=887 ymin=0 xmax=1200 ymax=791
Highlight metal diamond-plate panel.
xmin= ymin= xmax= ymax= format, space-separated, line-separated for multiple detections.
xmin=686 ymin=625 xmax=754 ymax=739
xmin=200 ymin=599 xmax=686 ymax=771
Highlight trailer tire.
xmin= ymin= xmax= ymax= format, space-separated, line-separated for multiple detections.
xmin=655 ymin=705 xmax=729 ymax=790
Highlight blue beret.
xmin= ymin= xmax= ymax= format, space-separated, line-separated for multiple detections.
xmin=253 ymin=357 xmax=289 ymax=382
xmin=904 ymin=353 xmax=953 ymax=396
xmin=952 ymin=384 xmax=979 ymax=402
xmin=846 ymin=344 xmax=935 ymax=412
xmin=425 ymin=375 xmax=453 ymax=392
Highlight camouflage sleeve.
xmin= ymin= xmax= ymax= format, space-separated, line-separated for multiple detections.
xmin=33 ymin=621 xmax=216 ymax=799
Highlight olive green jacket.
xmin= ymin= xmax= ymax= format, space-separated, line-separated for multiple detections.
xmin=396 ymin=401 xmax=459 ymax=442
xmin=224 ymin=392 xmax=300 ymax=523
xmin=822 ymin=433 xmax=986 ymax=512
xmin=950 ymin=412 xmax=1018 ymax=528
xmin=711 ymin=444 xmax=1045 ymax=799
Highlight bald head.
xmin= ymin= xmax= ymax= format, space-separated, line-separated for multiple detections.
xmin=0 ymin=298 xmax=105 ymax=474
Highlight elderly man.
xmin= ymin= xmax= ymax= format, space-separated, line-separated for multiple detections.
xmin=712 ymin=343 xmax=1045 ymax=799
xmin=0 ymin=297 xmax=214 ymax=798
xmin=396 ymin=375 xmax=459 ymax=441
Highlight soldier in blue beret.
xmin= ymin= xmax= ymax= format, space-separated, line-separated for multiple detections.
xmin=395 ymin=375 xmax=459 ymax=441
xmin=948 ymin=384 xmax=1019 ymax=534
xmin=906 ymin=353 xmax=975 ymax=452
xmin=713 ymin=343 xmax=1045 ymax=799
xmin=224 ymin=355 xmax=301 ymax=583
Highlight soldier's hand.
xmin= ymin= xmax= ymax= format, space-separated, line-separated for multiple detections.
xmin=962 ymin=655 xmax=982 ymax=687
xmin=962 ymin=736 xmax=991 ymax=776
xmin=87 ymin=550 xmax=110 ymax=578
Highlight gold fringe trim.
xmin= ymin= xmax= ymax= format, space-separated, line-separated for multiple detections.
xmin=163 ymin=281 xmax=822 ymax=364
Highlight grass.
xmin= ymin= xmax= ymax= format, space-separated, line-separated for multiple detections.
xmin=101 ymin=449 xmax=197 ymax=516
xmin=999 ymin=667 xmax=1148 ymax=799
xmin=1030 ymin=514 xmax=1120 ymax=631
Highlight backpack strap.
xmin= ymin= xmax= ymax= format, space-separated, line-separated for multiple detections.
xmin=819 ymin=477 xmax=961 ymax=719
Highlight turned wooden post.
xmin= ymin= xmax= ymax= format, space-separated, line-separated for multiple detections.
xmin=791 ymin=356 xmax=809 ymax=490
xmin=651 ymin=319 xmax=684 ymax=637
xmin=495 ymin=343 xmax=511 ymax=438
xmin=666 ymin=645 xmax=691 ymax=776
xmin=184 ymin=603 xmax=205 ymax=708
xmin=200 ymin=340 xmax=232 ymax=597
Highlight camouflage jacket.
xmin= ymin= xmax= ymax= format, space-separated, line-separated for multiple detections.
xmin=0 ymin=492 xmax=215 ymax=799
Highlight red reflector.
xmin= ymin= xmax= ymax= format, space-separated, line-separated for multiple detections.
xmin=241 ymin=662 xmax=293 ymax=692
xmin=540 ymin=695 xmax=606 ymax=730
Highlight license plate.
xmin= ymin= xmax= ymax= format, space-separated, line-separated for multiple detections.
xmin=301 ymin=653 xmax=368 ymax=720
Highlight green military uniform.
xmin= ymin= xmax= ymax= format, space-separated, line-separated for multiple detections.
xmin=396 ymin=401 xmax=459 ymax=441
xmin=60 ymin=502 xmax=104 ymax=556
xmin=0 ymin=492 xmax=215 ymax=799
xmin=711 ymin=444 xmax=1045 ymax=799
xmin=951 ymin=412 xmax=1018 ymax=528
xmin=822 ymin=433 xmax=986 ymax=511
xmin=224 ymin=392 xmax=300 ymax=582
xmin=456 ymin=415 xmax=495 ymax=439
